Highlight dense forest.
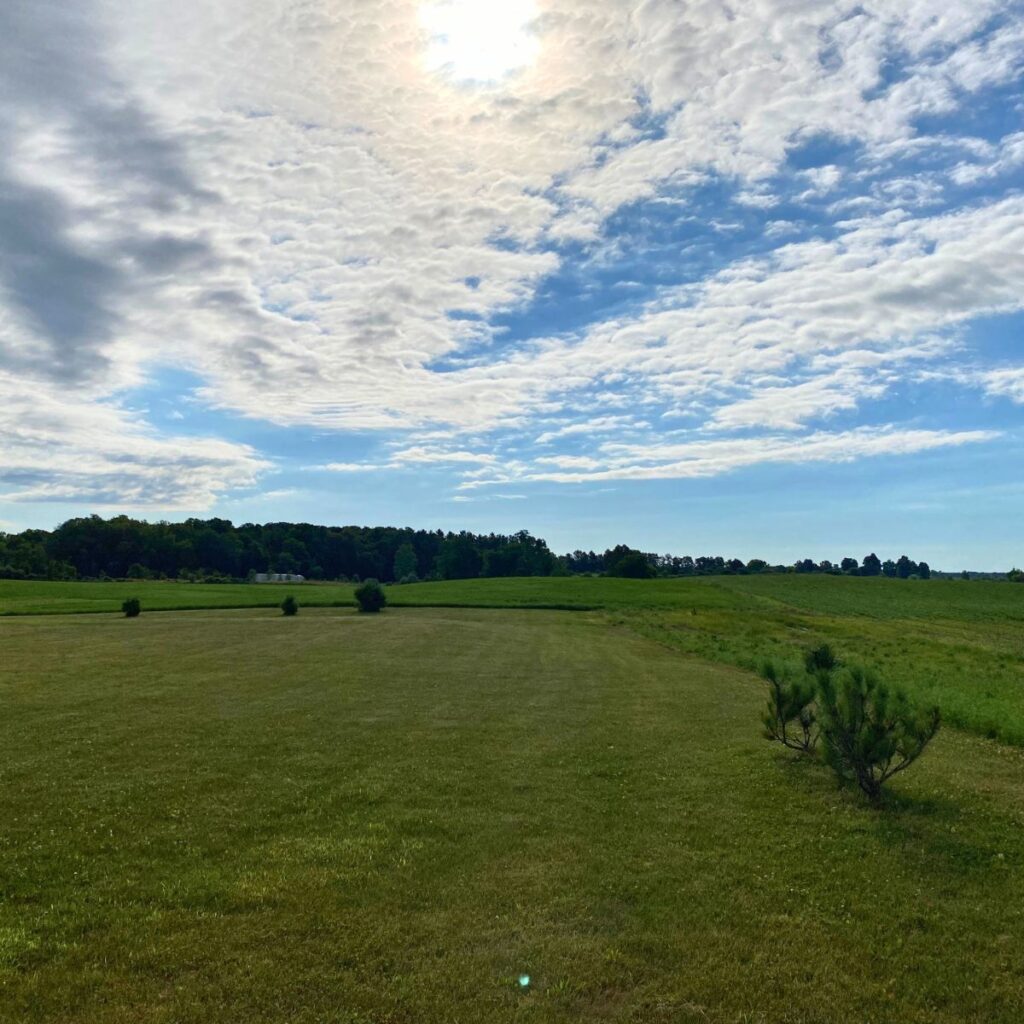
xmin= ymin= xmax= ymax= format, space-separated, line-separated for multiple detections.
xmin=0 ymin=515 xmax=948 ymax=583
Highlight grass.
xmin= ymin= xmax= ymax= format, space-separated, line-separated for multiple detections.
xmin=2 ymin=606 xmax=1024 ymax=1022
xmin=712 ymin=573 xmax=1024 ymax=623
xmin=0 ymin=578 xmax=358 ymax=616
xmin=3 ymin=575 xmax=1023 ymax=745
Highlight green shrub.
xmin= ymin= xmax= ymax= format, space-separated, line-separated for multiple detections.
xmin=122 ymin=597 xmax=141 ymax=618
xmin=281 ymin=595 xmax=299 ymax=616
xmin=804 ymin=643 xmax=838 ymax=675
xmin=760 ymin=659 xmax=818 ymax=754
xmin=817 ymin=666 xmax=940 ymax=801
xmin=354 ymin=579 xmax=386 ymax=613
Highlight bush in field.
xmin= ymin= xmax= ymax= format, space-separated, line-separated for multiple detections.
xmin=354 ymin=579 xmax=386 ymax=613
xmin=122 ymin=597 xmax=141 ymax=618
xmin=817 ymin=666 xmax=940 ymax=802
xmin=760 ymin=659 xmax=818 ymax=755
xmin=281 ymin=595 xmax=299 ymax=616
xmin=804 ymin=643 xmax=838 ymax=676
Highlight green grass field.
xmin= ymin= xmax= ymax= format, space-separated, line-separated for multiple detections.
xmin=4 ymin=575 xmax=1023 ymax=743
xmin=0 ymin=578 xmax=359 ymax=615
xmin=3 ymin=606 xmax=1024 ymax=1022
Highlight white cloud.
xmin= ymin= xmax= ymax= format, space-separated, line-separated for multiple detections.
xmin=710 ymin=371 xmax=887 ymax=432
xmin=535 ymin=416 xmax=647 ymax=444
xmin=389 ymin=447 xmax=498 ymax=465
xmin=535 ymin=454 xmax=603 ymax=469
xmin=0 ymin=374 xmax=268 ymax=506
xmin=951 ymin=131 xmax=1024 ymax=185
xmin=525 ymin=427 xmax=998 ymax=483
xmin=319 ymin=462 xmax=388 ymax=473
xmin=982 ymin=368 xmax=1024 ymax=404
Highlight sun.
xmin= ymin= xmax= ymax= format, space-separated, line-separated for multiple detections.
xmin=420 ymin=0 xmax=540 ymax=84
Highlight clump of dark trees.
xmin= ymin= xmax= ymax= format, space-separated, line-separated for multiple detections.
xmin=761 ymin=644 xmax=941 ymax=802
xmin=0 ymin=515 xmax=949 ymax=586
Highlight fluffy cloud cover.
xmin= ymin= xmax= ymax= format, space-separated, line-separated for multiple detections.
xmin=1 ymin=0 xmax=1022 ymax=517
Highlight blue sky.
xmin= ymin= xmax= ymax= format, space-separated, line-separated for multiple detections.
xmin=0 ymin=0 xmax=1022 ymax=568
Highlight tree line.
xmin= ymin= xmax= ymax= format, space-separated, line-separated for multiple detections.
xmin=0 ymin=514 xmax=952 ymax=584
xmin=0 ymin=517 xmax=559 ymax=583
xmin=569 ymin=547 xmax=934 ymax=580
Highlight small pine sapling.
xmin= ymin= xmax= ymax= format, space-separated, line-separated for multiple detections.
xmin=281 ymin=595 xmax=299 ymax=616
xmin=760 ymin=659 xmax=819 ymax=755
xmin=817 ymin=665 xmax=940 ymax=802
xmin=122 ymin=597 xmax=141 ymax=618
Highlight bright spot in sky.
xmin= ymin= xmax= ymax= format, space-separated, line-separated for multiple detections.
xmin=420 ymin=0 xmax=539 ymax=83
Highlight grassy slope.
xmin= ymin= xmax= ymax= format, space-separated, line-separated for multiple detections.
xmin=2 ymin=607 xmax=1024 ymax=1023
xmin=618 ymin=576 xmax=1024 ymax=746
xmin=4 ymin=575 xmax=1022 ymax=744
xmin=711 ymin=573 xmax=1024 ymax=622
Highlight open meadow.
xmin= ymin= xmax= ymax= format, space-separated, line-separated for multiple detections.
xmin=4 ymin=574 xmax=1023 ymax=742
xmin=2 ymin=588 xmax=1024 ymax=1022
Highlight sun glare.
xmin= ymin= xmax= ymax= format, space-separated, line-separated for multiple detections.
xmin=420 ymin=0 xmax=539 ymax=84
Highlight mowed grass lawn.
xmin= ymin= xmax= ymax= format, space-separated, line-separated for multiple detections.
xmin=3 ymin=608 xmax=1024 ymax=1023
xmin=4 ymin=575 xmax=1024 ymax=743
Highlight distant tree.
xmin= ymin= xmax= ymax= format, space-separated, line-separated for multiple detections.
xmin=607 ymin=550 xmax=656 ymax=579
xmin=126 ymin=563 xmax=150 ymax=580
xmin=840 ymin=557 xmax=859 ymax=574
xmin=917 ymin=561 xmax=931 ymax=580
xmin=746 ymin=558 xmax=769 ymax=574
xmin=861 ymin=553 xmax=882 ymax=577
xmin=961 ymin=570 xmax=971 ymax=581
xmin=725 ymin=558 xmax=746 ymax=574
xmin=122 ymin=597 xmax=141 ymax=618
xmin=795 ymin=558 xmax=818 ymax=574
xmin=1009 ymin=568 xmax=1024 ymax=583
xmin=354 ymin=579 xmax=386 ymax=613
xmin=436 ymin=535 xmax=482 ymax=580
xmin=281 ymin=595 xmax=299 ymax=616
xmin=896 ymin=555 xmax=916 ymax=579
xmin=274 ymin=552 xmax=299 ymax=575
xmin=694 ymin=555 xmax=725 ymax=575
xmin=47 ymin=560 xmax=77 ymax=581
xmin=393 ymin=543 xmax=418 ymax=582
xmin=882 ymin=559 xmax=897 ymax=578
xmin=817 ymin=666 xmax=940 ymax=802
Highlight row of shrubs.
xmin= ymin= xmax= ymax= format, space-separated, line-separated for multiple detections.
xmin=121 ymin=579 xmax=388 ymax=619
xmin=761 ymin=644 xmax=941 ymax=802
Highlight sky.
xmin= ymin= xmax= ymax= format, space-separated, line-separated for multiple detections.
xmin=0 ymin=0 xmax=1022 ymax=569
